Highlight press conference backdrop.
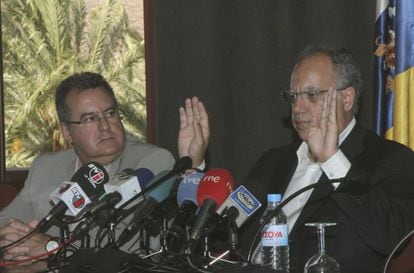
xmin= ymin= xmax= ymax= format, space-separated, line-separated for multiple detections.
xmin=152 ymin=0 xmax=376 ymax=182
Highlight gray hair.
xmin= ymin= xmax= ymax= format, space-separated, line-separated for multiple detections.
xmin=296 ymin=44 xmax=362 ymax=114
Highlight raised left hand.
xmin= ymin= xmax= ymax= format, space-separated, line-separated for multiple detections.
xmin=307 ymin=87 xmax=339 ymax=162
xmin=178 ymin=97 xmax=210 ymax=167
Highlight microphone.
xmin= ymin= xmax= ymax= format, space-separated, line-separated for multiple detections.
xmin=121 ymin=167 xmax=155 ymax=189
xmin=173 ymin=156 xmax=193 ymax=173
xmin=115 ymin=157 xmax=192 ymax=211
xmin=187 ymin=169 xmax=235 ymax=253
xmin=36 ymin=162 xmax=108 ymax=233
xmin=145 ymin=170 xmax=178 ymax=202
xmin=72 ymin=168 xmax=155 ymax=238
xmin=71 ymin=192 xmax=123 ymax=239
xmin=103 ymin=168 xmax=154 ymax=209
xmin=211 ymin=185 xmax=262 ymax=261
xmin=117 ymin=172 xmax=181 ymax=247
xmin=246 ymin=173 xmax=368 ymax=262
xmin=167 ymin=169 xmax=204 ymax=253
xmin=115 ymin=158 xmax=192 ymax=246
xmin=133 ymin=168 xmax=155 ymax=188
xmin=177 ymin=169 xmax=204 ymax=208
xmin=216 ymin=185 xmax=262 ymax=228
xmin=145 ymin=156 xmax=192 ymax=196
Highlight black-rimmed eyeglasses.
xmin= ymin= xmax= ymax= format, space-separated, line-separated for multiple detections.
xmin=63 ymin=108 xmax=124 ymax=125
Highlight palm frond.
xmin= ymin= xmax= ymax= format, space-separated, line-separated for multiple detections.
xmin=70 ymin=0 xmax=87 ymax=53
xmin=2 ymin=0 xmax=147 ymax=167
xmin=86 ymin=0 xmax=114 ymax=70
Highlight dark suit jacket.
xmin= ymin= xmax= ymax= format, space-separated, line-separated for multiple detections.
xmin=239 ymin=126 xmax=414 ymax=273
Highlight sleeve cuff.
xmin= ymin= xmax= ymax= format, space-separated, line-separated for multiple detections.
xmin=195 ymin=160 xmax=206 ymax=171
xmin=320 ymin=150 xmax=351 ymax=188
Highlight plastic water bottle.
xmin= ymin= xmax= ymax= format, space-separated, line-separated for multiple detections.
xmin=260 ymin=193 xmax=289 ymax=272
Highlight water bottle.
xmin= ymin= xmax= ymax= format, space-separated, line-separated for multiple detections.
xmin=260 ymin=193 xmax=289 ymax=272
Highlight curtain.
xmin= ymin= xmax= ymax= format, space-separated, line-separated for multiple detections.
xmin=152 ymin=0 xmax=376 ymax=182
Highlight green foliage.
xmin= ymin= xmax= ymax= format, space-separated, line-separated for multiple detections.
xmin=1 ymin=0 xmax=147 ymax=167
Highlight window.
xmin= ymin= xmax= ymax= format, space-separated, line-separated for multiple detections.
xmin=1 ymin=0 xmax=146 ymax=183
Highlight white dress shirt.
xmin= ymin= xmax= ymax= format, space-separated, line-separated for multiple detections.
xmin=253 ymin=118 xmax=356 ymax=264
xmin=282 ymin=118 xmax=355 ymax=232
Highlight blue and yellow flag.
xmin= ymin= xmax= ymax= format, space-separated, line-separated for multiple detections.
xmin=374 ymin=0 xmax=414 ymax=150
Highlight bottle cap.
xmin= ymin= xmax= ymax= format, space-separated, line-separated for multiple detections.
xmin=267 ymin=193 xmax=281 ymax=203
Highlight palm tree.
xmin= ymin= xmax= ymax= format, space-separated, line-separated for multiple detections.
xmin=1 ymin=0 xmax=147 ymax=167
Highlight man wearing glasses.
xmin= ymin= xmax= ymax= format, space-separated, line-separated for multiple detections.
xmin=0 ymin=72 xmax=209 ymax=261
xmin=239 ymin=45 xmax=414 ymax=272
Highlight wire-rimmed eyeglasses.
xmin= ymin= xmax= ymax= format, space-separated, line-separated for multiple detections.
xmin=281 ymin=87 xmax=348 ymax=104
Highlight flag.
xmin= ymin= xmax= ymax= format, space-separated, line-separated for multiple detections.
xmin=374 ymin=0 xmax=414 ymax=150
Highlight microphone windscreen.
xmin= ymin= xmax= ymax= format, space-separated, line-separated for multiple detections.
xmin=71 ymin=162 xmax=109 ymax=198
xmin=41 ymin=163 xmax=107 ymax=231
xmin=197 ymin=169 xmax=234 ymax=207
xmin=104 ymin=169 xmax=143 ymax=209
xmin=146 ymin=171 xmax=178 ymax=202
xmin=145 ymin=170 xmax=170 ymax=188
xmin=134 ymin=168 xmax=154 ymax=188
xmin=177 ymin=170 xmax=204 ymax=207
xmin=172 ymin=156 xmax=192 ymax=173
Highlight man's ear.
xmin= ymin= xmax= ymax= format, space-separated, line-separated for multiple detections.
xmin=59 ymin=122 xmax=72 ymax=144
xmin=341 ymin=86 xmax=356 ymax=112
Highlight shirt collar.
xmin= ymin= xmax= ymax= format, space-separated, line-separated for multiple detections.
xmin=75 ymin=157 xmax=111 ymax=173
xmin=338 ymin=117 xmax=356 ymax=144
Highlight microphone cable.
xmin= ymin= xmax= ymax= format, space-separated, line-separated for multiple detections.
xmin=246 ymin=178 xmax=344 ymax=263
xmin=0 ymin=227 xmax=47 ymax=253
xmin=0 ymin=236 xmax=75 ymax=267
xmin=382 ymin=228 xmax=414 ymax=273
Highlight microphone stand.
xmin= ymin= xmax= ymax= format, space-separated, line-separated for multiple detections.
xmin=142 ymin=218 xmax=170 ymax=259
xmin=57 ymin=215 xmax=80 ymax=257
xmin=59 ymin=216 xmax=71 ymax=251
xmin=139 ymin=228 xmax=150 ymax=255
xmin=101 ymin=207 xmax=117 ymax=246
xmin=246 ymin=178 xmax=345 ymax=263
xmin=160 ymin=218 xmax=170 ymax=256
xmin=207 ymin=215 xmax=246 ymax=267
xmin=108 ymin=222 xmax=116 ymax=246
xmin=226 ymin=218 xmax=245 ymax=263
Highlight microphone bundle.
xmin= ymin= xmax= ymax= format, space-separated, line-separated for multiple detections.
xmin=185 ymin=169 xmax=235 ymax=254
xmin=116 ymin=170 xmax=180 ymax=247
xmin=36 ymin=157 xmax=186 ymax=242
xmin=36 ymin=162 xmax=109 ymax=233
xmin=19 ymin=157 xmax=268 ymax=273
xmin=166 ymin=169 xmax=204 ymax=253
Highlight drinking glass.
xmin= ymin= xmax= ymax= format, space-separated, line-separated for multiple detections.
xmin=303 ymin=222 xmax=340 ymax=273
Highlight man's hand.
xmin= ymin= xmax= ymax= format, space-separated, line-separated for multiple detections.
xmin=0 ymin=219 xmax=50 ymax=261
xmin=178 ymin=97 xmax=210 ymax=167
xmin=1 ymin=260 xmax=48 ymax=273
xmin=307 ymin=87 xmax=339 ymax=162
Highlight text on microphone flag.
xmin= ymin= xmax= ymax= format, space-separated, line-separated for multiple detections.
xmin=87 ymin=163 xmax=106 ymax=185
xmin=71 ymin=187 xmax=87 ymax=209
xmin=49 ymin=182 xmax=92 ymax=216
xmin=232 ymin=185 xmax=261 ymax=215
